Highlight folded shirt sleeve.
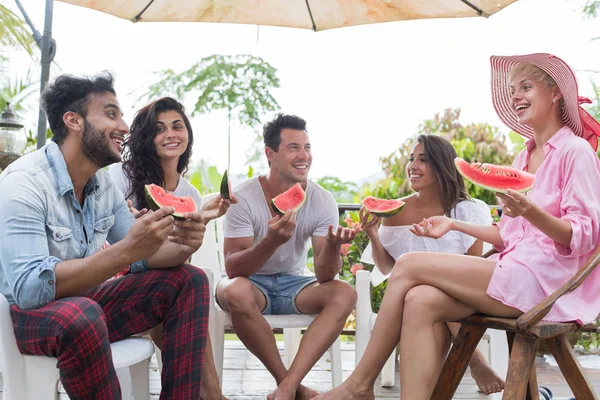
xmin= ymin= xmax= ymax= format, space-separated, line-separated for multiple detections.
xmin=0 ymin=171 xmax=59 ymax=309
xmin=555 ymin=145 xmax=600 ymax=258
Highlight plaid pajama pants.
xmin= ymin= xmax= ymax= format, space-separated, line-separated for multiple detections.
xmin=9 ymin=264 xmax=209 ymax=400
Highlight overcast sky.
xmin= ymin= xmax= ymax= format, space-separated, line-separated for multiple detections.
xmin=3 ymin=0 xmax=599 ymax=183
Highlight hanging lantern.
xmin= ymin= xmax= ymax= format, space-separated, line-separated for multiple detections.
xmin=0 ymin=102 xmax=24 ymax=170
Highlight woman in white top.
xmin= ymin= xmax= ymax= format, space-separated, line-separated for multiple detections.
xmin=359 ymin=134 xmax=502 ymax=395
xmin=108 ymin=97 xmax=231 ymax=400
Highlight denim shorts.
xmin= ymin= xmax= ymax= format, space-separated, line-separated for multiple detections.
xmin=249 ymin=273 xmax=317 ymax=315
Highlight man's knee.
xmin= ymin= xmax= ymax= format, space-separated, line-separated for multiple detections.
xmin=58 ymin=298 xmax=108 ymax=340
xmin=326 ymin=280 xmax=357 ymax=313
xmin=178 ymin=264 xmax=209 ymax=287
xmin=221 ymin=277 xmax=260 ymax=312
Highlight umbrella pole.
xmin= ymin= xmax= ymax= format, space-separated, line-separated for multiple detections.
xmin=13 ymin=0 xmax=56 ymax=148
xmin=36 ymin=0 xmax=56 ymax=148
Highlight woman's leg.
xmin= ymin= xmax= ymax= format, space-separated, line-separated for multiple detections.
xmin=445 ymin=322 xmax=505 ymax=394
xmin=315 ymin=252 xmax=522 ymax=400
xmin=432 ymin=322 xmax=453 ymax=377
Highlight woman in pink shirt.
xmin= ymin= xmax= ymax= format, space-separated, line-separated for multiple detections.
xmin=316 ymin=53 xmax=600 ymax=400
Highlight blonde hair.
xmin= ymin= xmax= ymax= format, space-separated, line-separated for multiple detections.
xmin=509 ymin=63 xmax=564 ymax=110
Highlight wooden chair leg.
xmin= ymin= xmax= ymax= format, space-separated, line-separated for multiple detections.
xmin=526 ymin=362 xmax=540 ymax=400
xmin=430 ymin=324 xmax=486 ymax=400
xmin=509 ymin=332 xmax=540 ymax=400
xmin=506 ymin=331 xmax=515 ymax=354
xmin=503 ymin=333 xmax=539 ymax=400
xmin=546 ymin=334 xmax=599 ymax=400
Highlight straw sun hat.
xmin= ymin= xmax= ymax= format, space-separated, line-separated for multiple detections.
xmin=490 ymin=53 xmax=600 ymax=150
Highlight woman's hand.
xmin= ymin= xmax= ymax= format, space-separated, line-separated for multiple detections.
xmin=127 ymin=199 xmax=148 ymax=219
xmin=200 ymin=194 xmax=237 ymax=222
xmin=359 ymin=207 xmax=381 ymax=239
xmin=496 ymin=189 xmax=536 ymax=219
xmin=410 ymin=215 xmax=455 ymax=239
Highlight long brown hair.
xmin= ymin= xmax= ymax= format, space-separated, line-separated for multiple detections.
xmin=122 ymin=97 xmax=194 ymax=209
xmin=417 ymin=134 xmax=471 ymax=216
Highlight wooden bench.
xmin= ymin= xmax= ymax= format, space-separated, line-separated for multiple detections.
xmin=431 ymin=247 xmax=600 ymax=400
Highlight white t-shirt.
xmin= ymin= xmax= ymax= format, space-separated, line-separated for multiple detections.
xmin=361 ymin=198 xmax=492 ymax=285
xmin=224 ymin=178 xmax=339 ymax=276
xmin=107 ymin=162 xmax=202 ymax=210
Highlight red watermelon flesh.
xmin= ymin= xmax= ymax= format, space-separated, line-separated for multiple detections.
xmin=271 ymin=183 xmax=306 ymax=215
xmin=362 ymin=196 xmax=405 ymax=218
xmin=454 ymin=157 xmax=534 ymax=193
xmin=144 ymin=184 xmax=196 ymax=219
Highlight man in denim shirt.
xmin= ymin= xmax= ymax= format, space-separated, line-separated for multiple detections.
xmin=0 ymin=73 xmax=211 ymax=399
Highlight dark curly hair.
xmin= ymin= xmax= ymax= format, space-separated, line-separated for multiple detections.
xmin=416 ymin=134 xmax=471 ymax=216
xmin=122 ymin=97 xmax=194 ymax=209
xmin=42 ymin=72 xmax=116 ymax=144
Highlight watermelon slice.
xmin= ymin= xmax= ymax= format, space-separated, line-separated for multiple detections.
xmin=144 ymin=184 xmax=196 ymax=220
xmin=220 ymin=170 xmax=232 ymax=200
xmin=454 ymin=157 xmax=534 ymax=193
xmin=362 ymin=196 xmax=405 ymax=218
xmin=271 ymin=183 xmax=306 ymax=216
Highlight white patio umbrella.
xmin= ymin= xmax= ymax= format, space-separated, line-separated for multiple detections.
xmin=17 ymin=0 xmax=520 ymax=146
xmin=58 ymin=0 xmax=520 ymax=31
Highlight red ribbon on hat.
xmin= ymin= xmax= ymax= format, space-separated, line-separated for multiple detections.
xmin=579 ymin=96 xmax=600 ymax=151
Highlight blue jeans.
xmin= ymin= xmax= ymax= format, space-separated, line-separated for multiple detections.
xmin=248 ymin=273 xmax=317 ymax=315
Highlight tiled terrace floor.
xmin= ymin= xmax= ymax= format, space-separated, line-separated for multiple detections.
xmin=3 ymin=340 xmax=599 ymax=399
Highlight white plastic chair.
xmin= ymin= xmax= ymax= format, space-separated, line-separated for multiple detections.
xmin=192 ymin=193 xmax=342 ymax=388
xmin=355 ymin=253 xmax=509 ymax=390
xmin=0 ymin=293 xmax=154 ymax=400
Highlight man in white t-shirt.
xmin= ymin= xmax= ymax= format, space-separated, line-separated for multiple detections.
xmin=218 ymin=114 xmax=358 ymax=400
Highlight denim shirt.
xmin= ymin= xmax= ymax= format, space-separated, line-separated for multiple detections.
xmin=0 ymin=142 xmax=144 ymax=310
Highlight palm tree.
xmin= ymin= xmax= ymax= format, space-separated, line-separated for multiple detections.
xmin=0 ymin=4 xmax=36 ymax=61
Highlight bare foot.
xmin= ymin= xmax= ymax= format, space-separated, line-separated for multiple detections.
xmin=267 ymin=386 xmax=296 ymax=400
xmin=296 ymin=384 xmax=320 ymax=400
xmin=313 ymin=382 xmax=374 ymax=400
xmin=470 ymin=359 xmax=505 ymax=395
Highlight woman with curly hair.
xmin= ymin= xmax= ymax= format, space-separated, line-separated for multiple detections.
xmin=109 ymin=96 xmax=232 ymax=400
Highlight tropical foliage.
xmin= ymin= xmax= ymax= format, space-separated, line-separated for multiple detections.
xmin=0 ymin=4 xmax=36 ymax=71
xmin=139 ymin=54 xmax=281 ymax=173
xmin=360 ymin=108 xmax=523 ymax=206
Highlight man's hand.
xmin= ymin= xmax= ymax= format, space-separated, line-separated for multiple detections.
xmin=200 ymin=194 xmax=237 ymax=222
xmin=264 ymin=210 xmax=297 ymax=246
xmin=326 ymin=225 xmax=358 ymax=245
xmin=122 ymin=207 xmax=175 ymax=262
xmin=168 ymin=211 xmax=207 ymax=253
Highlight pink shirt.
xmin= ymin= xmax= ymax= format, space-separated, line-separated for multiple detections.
xmin=487 ymin=127 xmax=600 ymax=324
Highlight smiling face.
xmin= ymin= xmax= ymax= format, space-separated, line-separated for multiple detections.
xmin=81 ymin=91 xmax=128 ymax=168
xmin=406 ymin=142 xmax=437 ymax=192
xmin=509 ymin=66 xmax=562 ymax=129
xmin=267 ymin=128 xmax=312 ymax=183
xmin=152 ymin=110 xmax=190 ymax=162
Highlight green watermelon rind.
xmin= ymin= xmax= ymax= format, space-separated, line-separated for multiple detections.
xmin=271 ymin=183 xmax=307 ymax=216
xmin=454 ymin=157 xmax=534 ymax=194
xmin=362 ymin=196 xmax=406 ymax=218
xmin=144 ymin=184 xmax=195 ymax=220
xmin=220 ymin=170 xmax=232 ymax=200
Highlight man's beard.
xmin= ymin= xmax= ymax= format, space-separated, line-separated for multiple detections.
xmin=81 ymin=119 xmax=121 ymax=168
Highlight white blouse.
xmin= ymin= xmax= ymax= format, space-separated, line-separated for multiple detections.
xmin=361 ymin=199 xmax=492 ymax=285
